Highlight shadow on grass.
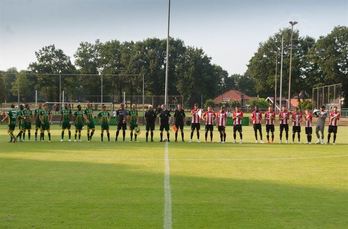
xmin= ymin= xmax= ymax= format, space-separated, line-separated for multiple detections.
xmin=0 ymin=157 xmax=347 ymax=228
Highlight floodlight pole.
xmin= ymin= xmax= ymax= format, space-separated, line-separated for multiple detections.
xmin=59 ymin=74 xmax=62 ymax=106
xmin=164 ymin=0 xmax=171 ymax=107
xmin=279 ymin=35 xmax=284 ymax=109
xmin=274 ymin=52 xmax=278 ymax=110
xmin=288 ymin=21 xmax=298 ymax=110
xmin=100 ymin=74 xmax=103 ymax=104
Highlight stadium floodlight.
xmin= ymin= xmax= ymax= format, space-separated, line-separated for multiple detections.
xmin=279 ymin=35 xmax=284 ymax=109
xmin=288 ymin=21 xmax=298 ymax=109
xmin=164 ymin=0 xmax=171 ymax=107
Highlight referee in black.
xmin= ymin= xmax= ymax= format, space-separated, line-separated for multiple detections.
xmin=174 ymin=104 xmax=186 ymax=142
xmin=145 ymin=105 xmax=157 ymax=142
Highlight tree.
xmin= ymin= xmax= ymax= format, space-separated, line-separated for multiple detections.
xmin=309 ymin=26 xmax=348 ymax=107
xmin=11 ymin=71 xmax=37 ymax=102
xmin=29 ymin=45 xmax=76 ymax=101
xmin=247 ymin=28 xmax=316 ymax=98
xmin=0 ymin=72 xmax=5 ymax=103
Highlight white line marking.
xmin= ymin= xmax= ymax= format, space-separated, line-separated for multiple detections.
xmin=164 ymin=142 xmax=172 ymax=229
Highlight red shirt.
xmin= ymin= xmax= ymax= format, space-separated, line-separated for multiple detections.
xmin=292 ymin=112 xmax=302 ymax=126
xmin=216 ymin=111 xmax=227 ymax=126
xmin=233 ymin=111 xmax=243 ymax=125
xmin=329 ymin=111 xmax=340 ymax=126
xmin=279 ymin=111 xmax=290 ymax=125
xmin=265 ymin=111 xmax=275 ymax=125
xmin=191 ymin=109 xmax=200 ymax=124
xmin=203 ymin=111 xmax=215 ymax=125
xmin=251 ymin=111 xmax=263 ymax=124
xmin=305 ymin=113 xmax=312 ymax=127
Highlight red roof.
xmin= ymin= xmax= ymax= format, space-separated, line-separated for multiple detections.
xmin=214 ymin=90 xmax=251 ymax=104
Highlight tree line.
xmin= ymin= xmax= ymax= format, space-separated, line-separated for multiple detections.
xmin=0 ymin=26 xmax=347 ymax=107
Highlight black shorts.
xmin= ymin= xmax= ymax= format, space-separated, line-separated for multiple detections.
xmin=293 ymin=126 xmax=301 ymax=133
xmin=117 ymin=122 xmax=127 ymax=131
xmin=305 ymin=127 xmax=312 ymax=135
xmin=146 ymin=122 xmax=155 ymax=131
xmin=218 ymin=126 xmax=225 ymax=132
xmin=266 ymin=124 xmax=274 ymax=133
xmin=234 ymin=125 xmax=242 ymax=133
xmin=205 ymin=125 xmax=214 ymax=131
xmin=160 ymin=123 xmax=169 ymax=131
xmin=253 ymin=124 xmax=262 ymax=131
xmin=191 ymin=123 xmax=200 ymax=131
xmin=328 ymin=125 xmax=338 ymax=134
xmin=280 ymin=124 xmax=289 ymax=132
xmin=175 ymin=122 xmax=184 ymax=130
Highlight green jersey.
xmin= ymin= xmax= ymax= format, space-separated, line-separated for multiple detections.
xmin=84 ymin=108 xmax=94 ymax=121
xmin=35 ymin=108 xmax=43 ymax=121
xmin=17 ymin=109 xmax=24 ymax=123
xmin=40 ymin=110 xmax=51 ymax=124
xmin=74 ymin=110 xmax=84 ymax=124
xmin=98 ymin=111 xmax=110 ymax=124
xmin=129 ymin=110 xmax=138 ymax=123
xmin=7 ymin=109 xmax=18 ymax=125
xmin=23 ymin=109 xmax=33 ymax=120
xmin=61 ymin=109 xmax=72 ymax=122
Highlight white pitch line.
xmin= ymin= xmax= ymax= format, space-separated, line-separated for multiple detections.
xmin=164 ymin=142 xmax=172 ymax=229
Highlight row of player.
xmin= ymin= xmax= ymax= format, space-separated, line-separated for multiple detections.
xmin=1 ymin=103 xmax=341 ymax=144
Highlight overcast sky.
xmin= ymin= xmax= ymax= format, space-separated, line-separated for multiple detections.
xmin=0 ymin=0 xmax=347 ymax=74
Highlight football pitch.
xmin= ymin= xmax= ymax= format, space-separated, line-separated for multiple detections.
xmin=0 ymin=125 xmax=347 ymax=228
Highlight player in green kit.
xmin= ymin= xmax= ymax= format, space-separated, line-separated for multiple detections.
xmin=60 ymin=103 xmax=72 ymax=142
xmin=22 ymin=104 xmax=33 ymax=141
xmin=34 ymin=104 xmax=43 ymax=141
xmin=16 ymin=104 xmax=25 ymax=142
xmin=39 ymin=103 xmax=52 ymax=141
xmin=129 ymin=104 xmax=139 ymax=141
xmin=74 ymin=105 xmax=85 ymax=142
xmin=1 ymin=104 xmax=18 ymax=143
xmin=84 ymin=103 xmax=95 ymax=142
xmin=98 ymin=105 xmax=110 ymax=142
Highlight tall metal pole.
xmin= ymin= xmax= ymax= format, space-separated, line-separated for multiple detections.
xmin=288 ymin=21 xmax=298 ymax=109
xmin=17 ymin=77 xmax=20 ymax=106
xmin=164 ymin=0 xmax=171 ymax=107
xmin=59 ymin=74 xmax=62 ymax=106
xmin=274 ymin=52 xmax=278 ymax=110
xmin=142 ymin=74 xmax=145 ymax=112
xmin=101 ymin=74 xmax=103 ymax=104
xmin=279 ymin=35 xmax=284 ymax=109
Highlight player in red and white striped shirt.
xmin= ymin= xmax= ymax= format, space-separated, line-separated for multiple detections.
xmin=265 ymin=106 xmax=276 ymax=143
xmin=216 ymin=106 xmax=227 ymax=143
xmin=304 ymin=109 xmax=313 ymax=144
xmin=328 ymin=106 xmax=340 ymax=144
xmin=279 ymin=106 xmax=290 ymax=143
xmin=233 ymin=106 xmax=243 ymax=143
xmin=190 ymin=103 xmax=201 ymax=142
xmin=203 ymin=106 xmax=216 ymax=142
xmin=251 ymin=106 xmax=263 ymax=143
xmin=291 ymin=107 xmax=302 ymax=143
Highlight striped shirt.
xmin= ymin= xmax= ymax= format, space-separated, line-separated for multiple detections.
xmin=233 ymin=111 xmax=243 ymax=125
xmin=216 ymin=111 xmax=227 ymax=126
xmin=292 ymin=112 xmax=302 ymax=127
xmin=305 ymin=113 xmax=312 ymax=127
xmin=329 ymin=112 xmax=340 ymax=126
xmin=251 ymin=111 xmax=263 ymax=124
xmin=279 ymin=111 xmax=289 ymax=125
xmin=191 ymin=109 xmax=200 ymax=124
xmin=265 ymin=111 xmax=275 ymax=125
xmin=203 ymin=111 xmax=215 ymax=125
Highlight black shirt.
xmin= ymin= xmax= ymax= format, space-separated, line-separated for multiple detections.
xmin=116 ymin=109 xmax=128 ymax=124
xmin=159 ymin=110 xmax=171 ymax=124
xmin=174 ymin=109 xmax=185 ymax=124
xmin=145 ymin=109 xmax=157 ymax=123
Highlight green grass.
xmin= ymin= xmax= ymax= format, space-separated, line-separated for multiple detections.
xmin=0 ymin=125 xmax=347 ymax=228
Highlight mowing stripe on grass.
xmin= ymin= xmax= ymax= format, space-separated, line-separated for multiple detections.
xmin=164 ymin=142 xmax=172 ymax=229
